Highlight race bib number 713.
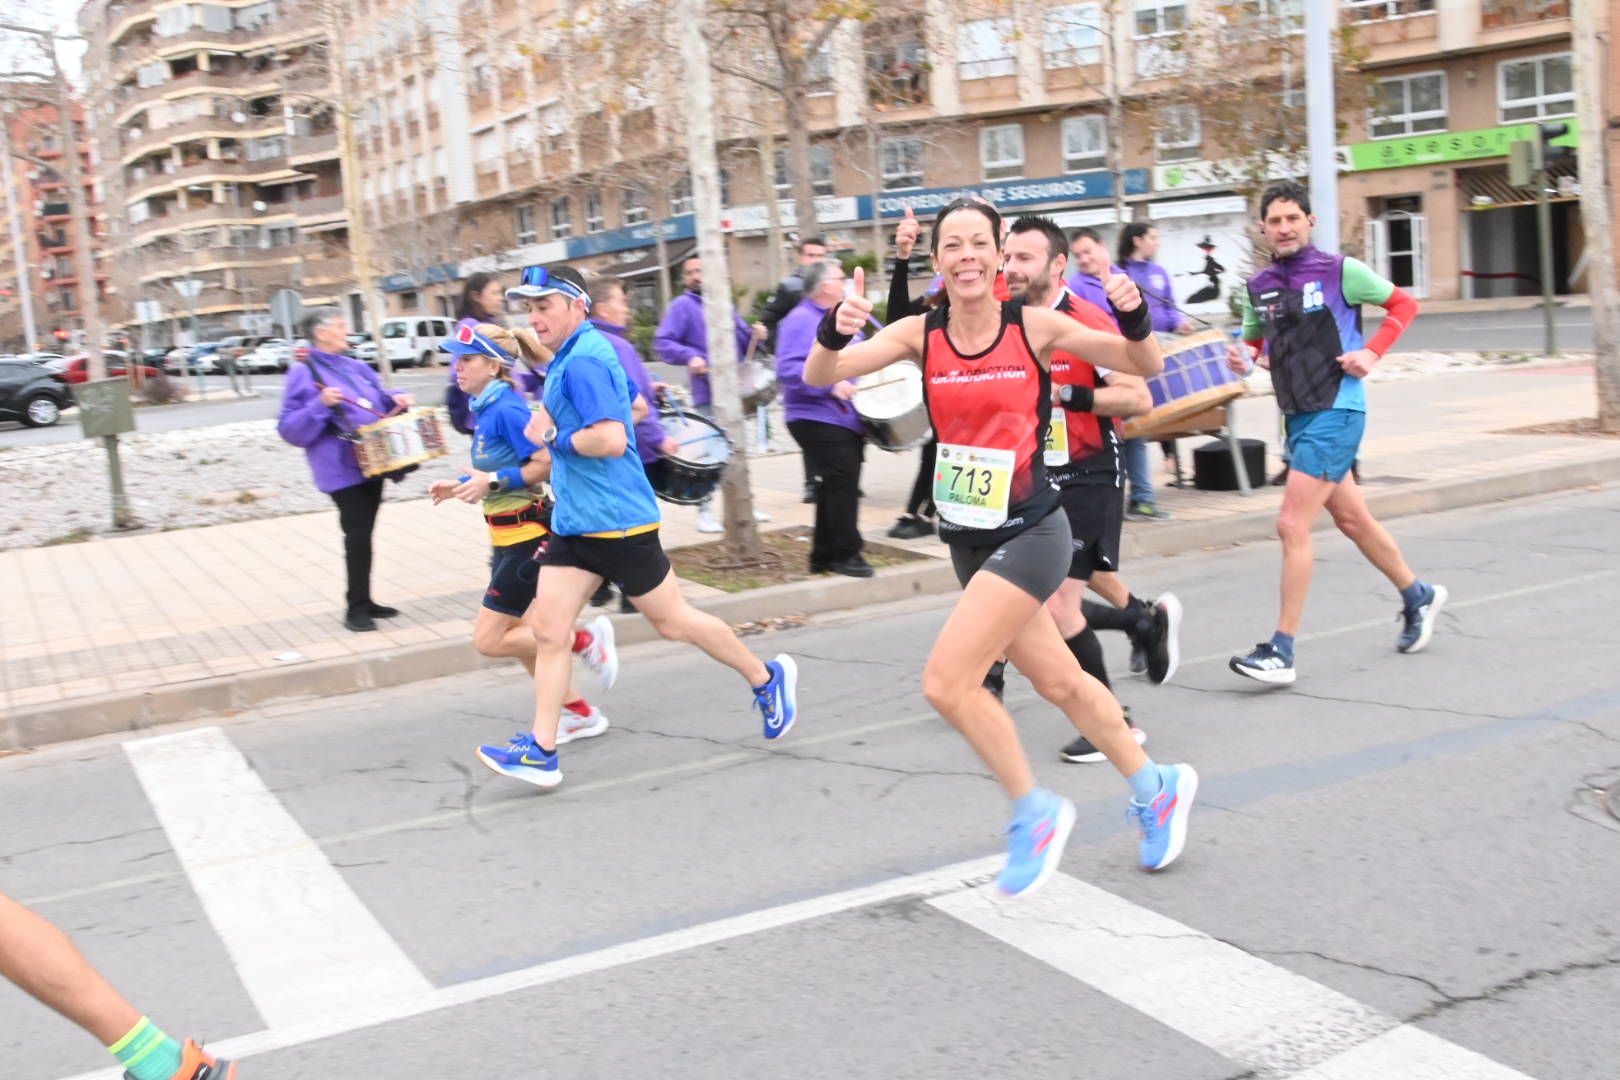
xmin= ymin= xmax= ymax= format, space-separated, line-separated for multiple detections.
xmin=933 ymin=442 xmax=1015 ymax=529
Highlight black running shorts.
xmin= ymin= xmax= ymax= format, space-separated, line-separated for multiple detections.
xmin=1059 ymin=481 xmax=1123 ymax=581
xmin=537 ymin=529 xmax=672 ymax=598
xmin=947 ymin=508 xmax=1071 ymax=602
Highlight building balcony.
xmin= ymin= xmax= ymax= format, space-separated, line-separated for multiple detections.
xmin=129 ymin=200 xmax=252 ymax=239
xmin=112 ymin=70 xmax=251 ymax=123
xmin=108 ymin=27 xmax=277 ymax=76
xmin=40 ymin=202 xmax=72 ymax=221
xmin=287 ymin=194 xmax=346 ymax=220
xmin=866 ymin=68 xmax=931 ymax=113
xmin=120 ymin=115 xmax=284 ymax=159
xmin=288 ymin=131 xmax=339 ymax=162
xmin=1481 ymin=0 xmax=1569 ymax=29
xmin=124 ymin=156 xmax=299 ymax=202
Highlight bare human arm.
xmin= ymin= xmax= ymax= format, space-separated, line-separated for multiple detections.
xmin=804 ymin=267 xmax=927 ymax=385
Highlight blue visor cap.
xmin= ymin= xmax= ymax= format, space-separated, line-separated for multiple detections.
xmin=440 ymin=321 xmax=514 ymax=360
xmin=505 ymin=265 xmax=591 ymax=308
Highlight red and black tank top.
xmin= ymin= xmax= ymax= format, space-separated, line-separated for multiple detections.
xmin=1047 ymin=291 xmax=1123 ymax=488
xmin=921 ymin=300 xmax=1060 ymax=546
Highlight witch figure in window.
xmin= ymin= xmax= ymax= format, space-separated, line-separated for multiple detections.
xmin=1185 ymin=235 xmax=1225 ymax=305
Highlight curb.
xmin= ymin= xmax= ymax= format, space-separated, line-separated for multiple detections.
xmin=7 ymin=452 xmax=1619 ymax=752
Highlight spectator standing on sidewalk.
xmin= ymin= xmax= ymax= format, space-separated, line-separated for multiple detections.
xmin=886 ymin=206 xmax=938 ymax=541
xmin=277 ymin=307 xmax=415 ymax=633
xmin=653 ymin=255 xmax=771 ymax=534
xmin=777 ymin=257 xmax=871 ymax=578
xmin=758 ymin=236 xmax=831 ymax=504
xmin=447 ymin=272 xmax=506 ymax=434
xmin=1117 ymin=223 xmax=1194 ymax=522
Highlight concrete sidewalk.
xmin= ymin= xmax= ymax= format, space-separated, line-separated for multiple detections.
xmin=3 ymin=360 xmax=1616 ymax=746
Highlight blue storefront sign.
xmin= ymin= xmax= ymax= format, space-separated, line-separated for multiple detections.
xmin=379 ymin=262 xmax=460 ymax=293
xmin=565 ymin=214 xmax=697 ymax=260
xmin=868 ymin=170 xmax=1150 ymax=219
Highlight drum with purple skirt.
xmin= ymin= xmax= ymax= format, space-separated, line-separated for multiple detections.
xmin=1123 ymin=329 xmax=1246 ymax=440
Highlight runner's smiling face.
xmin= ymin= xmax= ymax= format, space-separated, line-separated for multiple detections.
xmin=1261 ymin=198 xmax=1315 ymax=258
xmin=931 ymin=205 xmax=1001 ymax=304
xmin=1002 ymin=230 xmax=1061 ymax=307
xmin=528 ymin=294 xmax=588 ymax=352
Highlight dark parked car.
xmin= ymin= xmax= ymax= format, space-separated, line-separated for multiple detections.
xmin=0 ymin=360 xmax=73 ymax=427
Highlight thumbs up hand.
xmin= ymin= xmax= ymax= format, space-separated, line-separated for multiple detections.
xmin=835 ymin=267 xmax=872 ymax=336
xmin=895 ymin=206 xmax=920 ymax=260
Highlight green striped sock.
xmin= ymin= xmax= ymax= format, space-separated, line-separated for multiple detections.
xmin=108 ymin=1017 xmax=183 ymax=1080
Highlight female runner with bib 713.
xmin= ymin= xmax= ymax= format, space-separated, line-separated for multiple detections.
xmin=804 ymin=199 xmax=1200 ymax=898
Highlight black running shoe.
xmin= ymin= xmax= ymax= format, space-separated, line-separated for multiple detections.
xmin=1061 ymin=719 xmax=1145 ymax=763
xmin=1145 ymin=593 xmax=1183 ymax=686
xmin=983 ymin=660 xmax=1007 ymax=701
xmin=887 ymin=514 xmax=936 ymax=540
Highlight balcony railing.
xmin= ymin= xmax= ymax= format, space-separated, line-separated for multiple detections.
xmin=1342 ymin=0 xmax=1435 ymax=22
xmin=1481 ymin=0 xmax=1568 ymax=27
xmin=866 ymin=67 xmax=930 ymax=111
xmin=287 ymin=131 xmax=339 ymax=160
xmin=112 ymin=70 xmax=245 ymax=118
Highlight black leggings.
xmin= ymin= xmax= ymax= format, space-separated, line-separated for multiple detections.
xmin=788 ymin=420 xmax=865 ymax=565
xmin=905 ymin=435 xmax=937 ymax=519
xmin=330 ymin=479 xmax=384 ymax=610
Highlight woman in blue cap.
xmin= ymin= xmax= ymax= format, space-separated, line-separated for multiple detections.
xmin=431 ymin=322 xmax=619 ymax=745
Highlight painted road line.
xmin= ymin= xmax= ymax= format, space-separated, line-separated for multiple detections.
xmin=930 ymin=874 xmax=1536 ymax=1080
xmin=123 ymin=726 xmax=432 ymax=1030
xmin=57 ymin=854 xmax=1004 ymax=1079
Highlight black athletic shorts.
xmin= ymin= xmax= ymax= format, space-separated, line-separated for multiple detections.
xmin=537 ymin=528 xmax=672 ymax=598
xmin=484 ymin=536 xmax=544 ymax=617
xmin=947 ymin=509 xmax=1071 ymax=603
xmin=1059 ymin=481 xmax=1124 ymax=581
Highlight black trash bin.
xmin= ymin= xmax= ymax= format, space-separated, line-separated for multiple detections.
xmin=1193 ymin=437 xmax=1266 ymax=491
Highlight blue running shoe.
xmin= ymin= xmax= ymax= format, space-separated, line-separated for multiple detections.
xmin=476 ymin=732 xmax=561 ymax=788
xmin=1229 ymin=641 xmax=1295 ymax=685
xmin=1130 ymin=764 xmax=1198 ymax=871
xmin=754 ymin=654 xmax=798 ymax=740
xmin=996 ymin=789 xmax=1076 ymax=898
xmin=1397 ymin=583 xmax=1447 ymax=654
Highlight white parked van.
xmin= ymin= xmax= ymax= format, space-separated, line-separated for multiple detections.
xmin=379 ymin=316 xmax=456 ymax=368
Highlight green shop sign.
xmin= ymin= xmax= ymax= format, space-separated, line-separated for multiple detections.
xmin=1345 ymin=123 xmax=1579 ymax=172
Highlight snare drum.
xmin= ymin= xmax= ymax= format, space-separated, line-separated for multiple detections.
xmin=653 ymin=408 xmax=732 ymax=504
xmin=1122 ymin=330 xmax=1246 ymax=440
xmin=353 ymin=408 xmax=449 ymax=478
xmin=853 ymin=361 xmax=931 ymax=452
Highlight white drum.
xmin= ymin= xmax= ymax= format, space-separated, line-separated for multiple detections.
xmin=854 ymin=361 xmax=931 ymax=452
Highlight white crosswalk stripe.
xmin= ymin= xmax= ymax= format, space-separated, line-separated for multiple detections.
xmin=123 ymin=727 xmax=432 ymax=1031
xmin=930 ymin=874 xmax=1537 ymax=1080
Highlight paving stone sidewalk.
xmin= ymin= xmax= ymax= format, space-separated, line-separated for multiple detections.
xmin=2 ymin=361 xmax=1615 ymax=717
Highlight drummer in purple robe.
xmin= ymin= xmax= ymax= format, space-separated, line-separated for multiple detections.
xmin=775 ymin=258 xmax=870 ymax=578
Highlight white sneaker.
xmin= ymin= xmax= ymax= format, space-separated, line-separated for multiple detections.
xmin=556 ymin=704 xmax=610 ymax=745
xmin=753 ymin=508 xmax=772 ymax=523
xmin=578 ymin=614 xmax=619 ymax=690
xmin=696 ymin=505 xmax=722 ymax=533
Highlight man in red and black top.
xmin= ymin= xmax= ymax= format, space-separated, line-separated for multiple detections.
xmin=1003 ymin=215 xmax=1183 ymax=763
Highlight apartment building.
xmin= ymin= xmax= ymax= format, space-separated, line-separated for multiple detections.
xmin=351 ymin=0 xmax=1605 ymax=322
xmin=0 ymin=105 xmax=109 ymax=352
xmin=77 ymin=0 xmax=354 ymax=345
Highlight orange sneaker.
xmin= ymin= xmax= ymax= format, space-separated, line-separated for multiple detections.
xmin=169 ymin=1040 xmax=235 ymax=1080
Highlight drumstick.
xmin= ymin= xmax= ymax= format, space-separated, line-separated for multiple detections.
xmin=741 ymin=334 xmax=759 ymax=366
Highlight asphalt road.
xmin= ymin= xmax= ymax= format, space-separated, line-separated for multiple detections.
xmin=1367 ymin=304 xmax=1593 ymax=353
xmin=0 ymin=368 xmax=455 ymax=447
xmin=3 ymin=485 xmax=1618 ymax=1079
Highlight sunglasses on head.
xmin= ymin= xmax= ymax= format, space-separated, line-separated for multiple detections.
xmin=519 ymin=265 xmax=555 ymax=288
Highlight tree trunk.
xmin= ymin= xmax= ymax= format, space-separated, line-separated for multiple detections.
xmin=677 ymin=0 xmax=762 ymax=559
xmin=1573 ymin=0 xmax=1620 ymax=430
xmin=1105 ymin=1 xmax=1127 ymax=230
xmin=779 ymin=55 xmax=819 ymax=247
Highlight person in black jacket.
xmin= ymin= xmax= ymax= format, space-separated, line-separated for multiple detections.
xmin=884 ymin=207 xmax=938 ymax=540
